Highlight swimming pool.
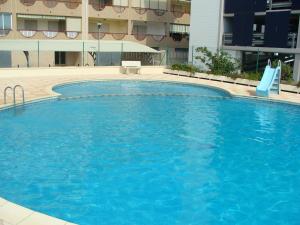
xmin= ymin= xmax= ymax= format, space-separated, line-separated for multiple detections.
xmin=0 ymin=81 xmax=299 ymax=225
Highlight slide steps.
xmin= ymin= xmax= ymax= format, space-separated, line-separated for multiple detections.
xmin=256 ymin=60 xmax=282 ymax=97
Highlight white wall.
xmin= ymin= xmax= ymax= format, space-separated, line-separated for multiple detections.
xmin=188 ymin=0 xmax=224 ymax=64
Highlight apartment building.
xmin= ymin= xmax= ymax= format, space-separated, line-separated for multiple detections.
xmin=0 ymin=0 xmax=190 ymax=67
xmin=189 ymin=0 xmax=300 ymax=81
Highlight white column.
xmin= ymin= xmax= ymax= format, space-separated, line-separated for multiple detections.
xmin=188 ymin=0 xmax=224 ymax=66
xmin=128 ymin=20 xmax=132 ymax=35
xmin=293 ymin=55 xmax=300 ymax=81
xmin=293 ymin=16 xmax=300 ymax=81
xmin=82 ymin=0 xmax=89 ymax=40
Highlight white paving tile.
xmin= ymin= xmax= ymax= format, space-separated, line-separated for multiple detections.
xmin=0 ymin=219 xmax=13 ymax=225
xmin=18 ymin=212 xmax=68 ymax=225
xmin=0 ymin=202 xmax=33 ymax=224
xmin=0 ymin=198 xmax=7 ymax=207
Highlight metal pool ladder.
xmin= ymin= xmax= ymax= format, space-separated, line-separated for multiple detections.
xmin=4 ymin=85 xmax=25 ymax=105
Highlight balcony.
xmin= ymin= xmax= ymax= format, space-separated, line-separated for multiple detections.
xmin=89 ymin=1 xmax=129 ymax=20
xmin=17 ymin=0 xmax=82 ymax=16
xmin=223 ymin=32 xmax=298 ymax=48
xmin=89 ymin=31 xmax=128 ymax=40
xmin=88 ymin=31 xmax=188 ymax=48
xmin=88 ymin=0 xmax=190 ymax=23
xmin=267 ymin=0 xmax=292 ymax=10
xmin=132 ymin=33 xmax=166 ymax=42
xmin=0 ymin=0 xmax=8 ymax=3
xmin=89 ymin=0 xmax=127 ymax=12
xmin=0 ymin=29 xmax=13 ymax=39
xmin=132 ymin=7 xmax=167 ymax=17
xmin=19 ymin=0 xmax=81 ymax=8
xmin=129 ymin=7 xmax=189 ymax=24
xmin=170 ymin=4 xmax=190 ymax=18
xmin=0 ymin=0 xmax=10 ymax=11
xmin=89 ymin=0 xmax=128 ymax=13
xmin=16 ymin=29 xmax=81 ymax=39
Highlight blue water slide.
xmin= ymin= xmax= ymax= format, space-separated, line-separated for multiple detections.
xmin=256 ymin=60 xmax=281 ymax=97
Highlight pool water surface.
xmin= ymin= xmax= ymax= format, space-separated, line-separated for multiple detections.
xmin=0 ymin=81 xmax=299 ymax=225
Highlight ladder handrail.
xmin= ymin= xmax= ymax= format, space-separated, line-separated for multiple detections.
xmin=4 ymin=86 xmax=13 ymax=104
xmin=277 ymin=60 xmax=282 ymax=94
xmin=267 ymin=59 xmax=272 ymax=67
xmin=13 ymin=85 xmax=25 ymax=105
xmin=3 ymin=85 xmax=25 ymax=106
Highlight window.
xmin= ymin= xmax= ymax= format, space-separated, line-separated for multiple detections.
xmin=174 ymin=48 xmax=188 ymax=59
xmin=132 ymin=24 xmax=147 ymax=34
xmin=169 ymin=24 xmax=189 ymax=34
xmin=113 ymin=0 xmax=128 ymax=7
xmin=48 ymin=21 xmax=59 ymax=32
xmin=24 ymin=20 xmax=37 ymax=30
xmin=0 ymin=13 xmax=11 ymax=36
xmin=0 ymin=13 xmax=12 ymax=30
xmin=55 ymin=52 xmax=66 ymax=65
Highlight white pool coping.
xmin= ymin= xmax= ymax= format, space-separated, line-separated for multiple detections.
xmin=0 ymin=197 xmax=76 ymax=225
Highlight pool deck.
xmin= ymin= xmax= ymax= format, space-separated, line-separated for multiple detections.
xmin=0 ymin=66 xmax=300 ymax=225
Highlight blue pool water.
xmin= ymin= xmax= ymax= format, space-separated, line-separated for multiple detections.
xmin=0 ymin=81 xmax=300 ymax=225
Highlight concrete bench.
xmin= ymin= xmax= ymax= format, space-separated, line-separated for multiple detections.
xmin=122 ymin=61 xmax=141 ymax=74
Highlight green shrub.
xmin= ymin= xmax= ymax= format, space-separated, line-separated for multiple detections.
xmin=297 ymin=81 xmax=300 ymax=88
xmin=195 ymin=47 xmax=240 ymax=75
xmin=272 ymin=60 xmax=293 ymax=81
xmin=171 ymin=64 xmax=181 ymax=71
xmin=171 ymin=64 xmax=199 ymax=74
xmin=242 ymin=71 xmax=262 ymax=81
xmin=227 ymin=73 xmax=241 ymax=80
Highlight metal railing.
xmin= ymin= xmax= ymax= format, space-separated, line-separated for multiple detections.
xmin=17 ymin=29 xmax=81 ymax=39
xmin=3 ymin=85 xmax=25 ymax=105
xmin=0 ymin=0 xmax=8 ymax=4
xmin=20 ymin=0 xmax=82 ymax=9
xmin=268 ymin=0 xmax=292 ymax=10
xmin=0 ymin=29 xmax=11 ymax=37
xmin=88 ymin=0 xmax=190 ymax=16
xmin=3 ymin=86 xmax=13 ymax=105
xmin=89 ymin=32 xmax=128 ymax=40
xmin=223 ymin=32 xmax=298 ymax=48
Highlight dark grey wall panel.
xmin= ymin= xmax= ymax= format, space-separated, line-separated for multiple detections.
xmin=264 ymin=11 xmax=290 ymax=48
xmin=232 ymin=12 xmax=255 ymax=46
xmin=292 ymin=0 xmax=300 ymax=9
xmin=254 ymin=0 xmax=267 ymax=12
xmin=225 ymin=0 xmax=267 ymax=13
xmin=0 ymin=51 xmax=11 ymax=68
xmin=224 ymin=0 xmax=237 ymax=14
xmin=234 ymin=0 xmax=254 ymax=12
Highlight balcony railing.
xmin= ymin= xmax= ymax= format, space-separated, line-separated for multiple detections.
xmin=268 ymin=0 xmax=292 ymax=10
xmin=0 ymin=29 xmax=11 ymax=37
xmin=18 ymin=29 xmax=80 ymax=39
xmin=0 ymin=0 xmax=8 ymax=4
xmin=88 ymin=31 xmax=188 ymax=45
xmin=223 ymin=32 xmax=298 ymax=48
xmin=132 ymin=6 xmax=189 ymax=18
xmin=19 ymin=0 xmax=81 ymax=9
xmin=88 ymin=0 xmax=111 ymax=11
xmin=132 ymin=32 xmax=166 ymax=42
xmin=88 ymin=1 xmax=189 ymax=17
xmin=169 ymin=32 xmax=189 ymax=42
xmin=170 ymin=5 xmax=190 ymax=18
xmin=89 ymin=32 xmax=128 ymax=40
xmin=89 ymin=0 xmax=127 ymax=13
xmin=132 ymin=7 xmax=167 ymax=16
